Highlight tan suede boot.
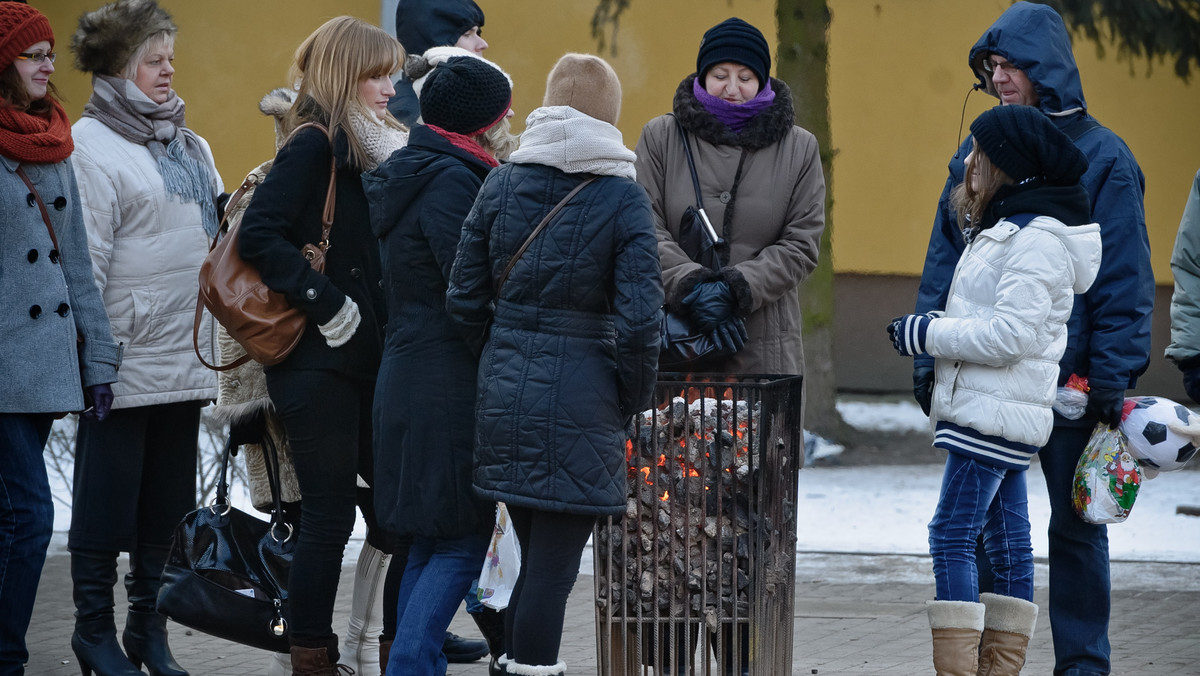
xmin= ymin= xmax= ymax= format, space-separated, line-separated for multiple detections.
xmin=927 ymin=600 xmax=985 ymax=676
xmin=976 ymin=593 xmax=1039 ymax=676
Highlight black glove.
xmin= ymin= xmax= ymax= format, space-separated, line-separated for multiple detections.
xmin=1085 ymin=386 xmax=1126 ymax=430
xmin=83 ymin=384 xmax=113 ymax=422
xmin=710 ymin=317 xmax=748 ymax=353
xmin=682 ymin=280 xmax=736 ymax=332
xmin=228 ymin=408 xmax=268 ymax=448
xmin=913 ymin=366 xmax=934 ymax=417
xmin=1184 ymin=367 xmax=1200 ymax=404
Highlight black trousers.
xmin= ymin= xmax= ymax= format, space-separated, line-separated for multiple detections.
xmin=266 ymin=368 xmax=375 ymax=644
xmin=70 ymin=401 xmax=202 ymax=553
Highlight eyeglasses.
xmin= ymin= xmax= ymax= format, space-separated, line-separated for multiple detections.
xmin=981 ymin=57 xmax=1020 ymax=75
xmin=16 ymin=51 xmax=56 ymax=64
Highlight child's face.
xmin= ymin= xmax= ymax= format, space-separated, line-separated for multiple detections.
xmin=965 ymin=148 xmax=983 ymax=196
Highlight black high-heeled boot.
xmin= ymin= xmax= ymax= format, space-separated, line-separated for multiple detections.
xmin=69 ymin=550 xmax=143 ymax=676
xmin=470 ymin=607 xmax=506 ymax=675
xmin=122 ymin=545 xmax=188 ymax=676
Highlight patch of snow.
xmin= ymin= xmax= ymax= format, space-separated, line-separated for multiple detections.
xmin=837 ymin=398 xmax=930 ymax=433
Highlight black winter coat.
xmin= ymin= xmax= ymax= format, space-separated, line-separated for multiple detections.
xmin=446 ymin=163 xmax=663 ymax=516
xmin=362 ymin=126 xmax=494 ymax=538
xmin=238 ymin=124 xmax=386 ymax=379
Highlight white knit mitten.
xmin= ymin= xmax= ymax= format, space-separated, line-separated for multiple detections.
xmin=319 ymin=297 xmax=361 ymax=348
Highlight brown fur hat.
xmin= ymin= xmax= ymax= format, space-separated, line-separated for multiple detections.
xmin=542 ymin=53 xmax=621 ymax=126
xmin=71 ymin=0 xmax=176 ymax=76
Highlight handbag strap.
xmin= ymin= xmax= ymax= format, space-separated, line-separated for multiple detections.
xmin=494 ymin=176 xmax=597 ymax=299
xmin=672 ymin=116 xmax=722 ymax=249
xmin=16 ymin=165 xmax=59 ymax=249
xmin=216 ymin=429 xmax=293 ymax=541
xmin=192 ymin=122 xmax=337 ymax=372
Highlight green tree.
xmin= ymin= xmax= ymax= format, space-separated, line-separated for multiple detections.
xmin=1039 ymin=0 xmax=1200 ymax=81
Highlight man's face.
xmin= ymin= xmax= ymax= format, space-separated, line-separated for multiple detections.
xmin=985 ymin=55 xmax=1039 ymax=107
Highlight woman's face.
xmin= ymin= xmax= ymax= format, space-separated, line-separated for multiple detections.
xmin=965 ymin=146 xmax=983 ymax=195
xmin=704 ymin=62 xmax=759 ymax=104
xmin=132 ymin=44 xmax=175 ymax=104
xmin=15 ymin=41 xmax=54 ymax=101
xmin=358 ymin=74 xmax=396 ymax=119
xmin=455 ymin=26 xmax=487 ymax=54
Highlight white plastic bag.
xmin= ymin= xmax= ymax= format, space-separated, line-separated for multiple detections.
xmin=478 ymin=503 xmax=521 ymax=610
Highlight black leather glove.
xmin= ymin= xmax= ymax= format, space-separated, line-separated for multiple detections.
xmin=913 ymin=366 xmax=934 ymax=417
xmin=228 ymin=408 xmax=268 ymax=448
xmin=682 ymin=280 xmax=736 ymax=332
xmin=1184 ymin=367 xmax=1200 ymax=404
xmin=83 ymin=384 xmax=113 ymax=422
xmin=710 ymin=317 xmax=748 ymax=353
xmin=1085 ymin=386 xmax=1126 ymax=429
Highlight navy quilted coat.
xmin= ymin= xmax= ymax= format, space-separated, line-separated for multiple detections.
xmin=446 ymin=163 xmax=663 ymax=516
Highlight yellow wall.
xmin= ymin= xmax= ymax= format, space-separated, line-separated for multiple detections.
xmin=40 ymin=1 xmax=1197 ymax=282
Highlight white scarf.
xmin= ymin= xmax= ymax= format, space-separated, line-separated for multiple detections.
xmin=349 ymin=111 xmax=408 ymax=171
xmin=507 ymin=106 xmax=637 ymax=179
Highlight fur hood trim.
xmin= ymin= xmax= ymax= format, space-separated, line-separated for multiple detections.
xmin=71 ymin=0 xmax=176 ymax=76
xmin=672 ymin=74 xmax=794 ymax=151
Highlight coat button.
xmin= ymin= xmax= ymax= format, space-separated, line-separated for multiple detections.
xmin=305 ymin=288 xmax=317 ymax=300
xmin=27 ymin=249 xmax=38 ymax=263
xmin=49 ymin=249 xmax=60 ymax=264
xmin=350 ymin=267 xmax=362 ymax=279
xmin=26 ymin=193 xmax=35 ymax=207
xmin=52 ymin=196 xmax=67 ymax=210
xmin=56 ymin=303 xmax=70 ymax=317
xmin=29 ymin=305 xmax=42 ymax=319
xmin=719 ymin=191 xmax=732 ymax=204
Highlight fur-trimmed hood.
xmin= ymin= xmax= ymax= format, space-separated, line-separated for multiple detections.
xmin=71 ymin=0 xmax=176 ymax=76
xmin=672 ymin=74 xmax=794 ymax=151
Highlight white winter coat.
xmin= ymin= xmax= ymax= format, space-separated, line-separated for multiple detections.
xmin=71 ymin=117 xmax=221 ymax=409
xmin=928 ymin=216 xmax=1102 ymax=451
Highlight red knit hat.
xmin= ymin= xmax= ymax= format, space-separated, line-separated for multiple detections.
xmin=0 ymin=3 xmax=54 ymax=72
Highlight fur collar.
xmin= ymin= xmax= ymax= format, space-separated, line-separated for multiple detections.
xmin=672 ymin=75 xmax=795 ymax=151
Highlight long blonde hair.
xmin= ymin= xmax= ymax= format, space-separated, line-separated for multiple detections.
xmin=950 ymin=139 xmax=1012 ymax=235
xmin=283 ymin=16 xmax=405 ymax=169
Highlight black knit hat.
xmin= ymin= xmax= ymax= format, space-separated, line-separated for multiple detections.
xmin=696 ymin=17 xmax=770 ymax=87
xmin=420 ymin=55 xmax=511 ymax=136
xmin=969 ymin=104 xmax=1088 ymax=186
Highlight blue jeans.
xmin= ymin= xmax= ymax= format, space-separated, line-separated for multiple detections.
xmin=388 ymin=533 xmax=491 ymax=676
xmin=1041 ymin=426 xmax=1110 ymax=676
xmin=0 ymin=413 xmax=54 ymax=675
xmin=928 ymin=452 xmax=1033 ymax=602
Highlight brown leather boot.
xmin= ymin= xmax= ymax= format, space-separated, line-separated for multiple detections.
xmin=976 ymin=593 xmax=1039 ymax=676
xmin=290 ymin=639 xmax=351 ymax=676
xmin=378 ymin=638 xmax=391 ymax=676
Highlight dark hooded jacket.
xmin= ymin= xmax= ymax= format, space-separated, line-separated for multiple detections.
xmin=914 ymin=1 xmax=1154 ymax=425
xmin=361 ymin=125 xmax=494 ymax=538
xmin=387 ymin=0 xmax=485 ymax=126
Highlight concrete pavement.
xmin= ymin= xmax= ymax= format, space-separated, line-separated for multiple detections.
xmin=23 ymin=540 xmax=1200 ymax=675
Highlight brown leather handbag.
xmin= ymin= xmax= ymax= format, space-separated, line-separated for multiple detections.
xmin=193 ymin=122 xmax=336 ymax=370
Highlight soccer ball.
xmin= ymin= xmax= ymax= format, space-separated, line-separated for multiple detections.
xmin=1118 ymin=396 xmax=1200 ymax=478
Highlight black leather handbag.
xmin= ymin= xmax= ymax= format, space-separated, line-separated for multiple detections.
xmin=156 ymin=433 xmax=294 ymax=653
xmin=659 ymin=117 xmax=739 ymax=370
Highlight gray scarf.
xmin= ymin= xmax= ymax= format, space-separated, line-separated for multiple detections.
xmin=82 ymin=74 xmax=220 ymax=237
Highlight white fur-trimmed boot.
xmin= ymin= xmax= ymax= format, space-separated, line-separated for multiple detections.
xmin=926 ymin=599 xmax=985 ymax=676
xmin=339 ymin=541 xmax=391 ymax=675
xmin=976 ymin=593 xmax=1039 ymax=676
xmin=505 ymin=658 xmax=566 ymax=676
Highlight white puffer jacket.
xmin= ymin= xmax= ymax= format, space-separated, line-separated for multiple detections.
xmin=72 ymin=117 xmax=221 ymax=409
xmin=928 ymin=215 xmax=1102 ymax=459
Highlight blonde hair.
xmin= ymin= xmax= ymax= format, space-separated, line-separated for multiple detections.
xmin=476 ymin=115 xmax=518 ymax=161
xmin=121 ymin=31 xmax=174 ymax=81
xmin=283 ymin=16 xmax=405 ymax=169
xmin=950 ymin=139 xmax=1012 ymax=234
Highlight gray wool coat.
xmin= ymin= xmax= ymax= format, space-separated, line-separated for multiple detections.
xmin=0 ymin=156 xmax=121 ymax=413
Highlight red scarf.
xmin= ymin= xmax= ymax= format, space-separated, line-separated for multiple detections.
xmin=427 ymin=124 xmax=499 ymax=168
xmin=0 ymin=97 xmax=74 ymax=164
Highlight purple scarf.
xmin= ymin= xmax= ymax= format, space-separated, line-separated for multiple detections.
xmin=692 ymin=77 xmax=776 ymax=133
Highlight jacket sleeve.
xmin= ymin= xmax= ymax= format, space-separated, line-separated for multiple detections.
xmin=634 ymin=117 xmax=707 ymax=301
xmin=1079 ymin=139 xmax=1154 ymax=390
xmin=446 ymin=170 xmax=501 ymax=355
xmin=60 ymin=160 xmax=122 ymax=386
xmin=724 ymin=128 xmax=825 ymax=313
xmin=1165 ymin=170 xmax=1200 ymax=367
xmin=422 ymin=166 xmax=484 ymax=285
xmin=913 ymin=138 xmax=971 ymax=371
xmin=613 ymin=182 xmax=664 ymax=415
xmin=926 ymin=230 xmax=1065 ymax=367
xmin=238 ymin=128 xmax=345 ymax=325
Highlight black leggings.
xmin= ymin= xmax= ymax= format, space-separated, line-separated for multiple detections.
xmin=505 ymin=506 xmax=595 ymax=667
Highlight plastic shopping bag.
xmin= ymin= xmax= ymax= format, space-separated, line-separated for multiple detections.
xmin=1072 ymin=423 xmax=1142 ymax=524
xmin=478 ymin=503 xmax=521 ymax=610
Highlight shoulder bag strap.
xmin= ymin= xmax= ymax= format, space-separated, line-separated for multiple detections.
xmin=494 ymin=176 xmax=597 ymax=299
xmin=671 ymin=116 xmax=721 ymax=247
xmin=16 ymin=165 xmax=58 ymax=248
